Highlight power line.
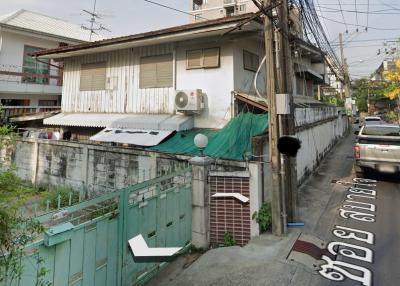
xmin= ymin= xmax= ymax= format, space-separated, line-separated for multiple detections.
xmin=366 ymin=0 xmax=370 ymax=31
xmin=337 ymin=0 xmax=349 ymax=33
xmin=354 ymin=0 xmax=359 ymax=32
xmin=318 ymin=14 xmax=400 ymax=31
xmin=143 ymin=0 xmax=209 ymax=21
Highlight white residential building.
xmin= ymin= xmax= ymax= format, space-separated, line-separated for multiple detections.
xmin=190 ymin=0 xmax=259 ymax=21
xmin=33 ymin=14 xmax=326 ymax=142
xmin=0 ymin=9 xmax=103 ymax=122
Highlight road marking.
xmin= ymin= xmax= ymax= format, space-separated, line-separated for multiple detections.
xmin=339 ymin=209 xmax=375 ymax=222
xmin=332 ymin=225 xmax=374 ymax=245
xmin=128 ymin=234 xmax=181 ymax=257
xmin=327 ymin=241 xmax=373 ymax=263
xmin=343 ymin=200 xmax=376 ymax=212
xmin=211 ymin=192 xmax=249 ymax=203
xmin=319 ymin=180 xmax=377 ymax=285
xmin=349 ymin=187 xmax=377 ymax=196
xmin=319 ymin=255 xmax=372 ymax=286
xmin=347 ymin=194 xmax=376 ymax=200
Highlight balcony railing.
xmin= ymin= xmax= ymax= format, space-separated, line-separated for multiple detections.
xmin=0 ymin=64 xmax=63 ymax=86
xmin=223 ymin=0 xmax=236 ymax=5
xmin=1 ymin=106 xmax=61 ymax=121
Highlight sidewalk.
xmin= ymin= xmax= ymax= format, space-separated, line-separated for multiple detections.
xmin=148 ymin=132 xmax=355 ymax=286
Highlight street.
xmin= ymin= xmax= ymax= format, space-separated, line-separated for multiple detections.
xmin=313 ymin=157 xmax=400 ymax=286
xmin=149 ymin=131 xmax=400 ymax=286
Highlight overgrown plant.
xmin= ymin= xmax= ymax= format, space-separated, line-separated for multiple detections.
xmin=223 ymin=231 xmax=236 ymax=247
xmin=252 ymin=202 xmax=272 ymax=233
xmin=0 ymin=209 xmax=47 ymax=285
xmin=0 ymin=124 xmax=51 ymax=285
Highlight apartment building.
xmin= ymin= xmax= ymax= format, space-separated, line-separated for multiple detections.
xmin=190 ymin=0 xmax=258 ymax=21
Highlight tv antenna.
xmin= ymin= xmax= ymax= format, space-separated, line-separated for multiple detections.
xmin=81 ymin=0 xmax=111 ymax=41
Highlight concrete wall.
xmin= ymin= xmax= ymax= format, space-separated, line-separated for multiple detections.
xmin=7 ymin=139 xmax=185 ymax=197
xmin=296 ymin=110 xmax=348 ymax=184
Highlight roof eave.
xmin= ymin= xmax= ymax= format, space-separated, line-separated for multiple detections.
xmin=33 ymin=14 xmax=262 ymax=59
xmin=0 ymin=23 xmax=88 ymax=44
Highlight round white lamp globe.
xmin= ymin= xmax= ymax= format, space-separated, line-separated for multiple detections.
xmin=194 ymin=133 xmax=208 ymax=149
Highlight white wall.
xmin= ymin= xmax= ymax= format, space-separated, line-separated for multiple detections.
xmin=0 ymin=30 xmax=65 ymax=104
xmin=62 ymin=39 xmax=239 ymax=129
xmin=296 ymin=113 xmax=348 ymax=183
xmin=175 ymin=40 xmax=235 ymax=128
xmin=232 ymin=37 xmax=266 ymax=97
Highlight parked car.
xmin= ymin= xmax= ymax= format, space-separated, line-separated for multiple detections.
xmin=359 ymin=116 xmax=384 ymax=128
xmin=354 ymin=124 xmax=400 ymax=176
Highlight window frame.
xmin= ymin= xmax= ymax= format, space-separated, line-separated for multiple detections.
xmin=139 ymin=54 xmax=173 ymax=89
xmin=22 ymin=45 xmax=50 ymax=85
xmin=79 ymin=61 xmax=107 ymax=91
xmin=243 ymin=49 xmax=260 ymax=72
xmin=186 ymin=47 xmax=220 ymax=70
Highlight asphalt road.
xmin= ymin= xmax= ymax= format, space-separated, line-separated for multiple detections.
xmin=315 ymin=132 xmax=400 ymax=286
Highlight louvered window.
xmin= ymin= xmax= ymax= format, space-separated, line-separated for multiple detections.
xmin=243 ymin=50 xmax=259 ymax=72
xmin=139 ymin=54 xmax=173 ymax=88
xmin=186 ymin=47 xmax=220 ymax=69
xmin=80 ymin=62 xmax=106 ymax=91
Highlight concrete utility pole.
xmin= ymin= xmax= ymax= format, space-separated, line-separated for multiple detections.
xmin=339 ymin=33 xmax=351 ymax=100
xmin=263 ymin=0 xmax=284 ymax=235
xmin=276 ymin=0 xmax=297 ymax=223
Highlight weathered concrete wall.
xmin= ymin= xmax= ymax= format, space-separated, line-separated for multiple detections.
xmin=6 ymin=139 xmax=184 ymax=197
xmin=296 ymin=111 xmax=348 ymax=184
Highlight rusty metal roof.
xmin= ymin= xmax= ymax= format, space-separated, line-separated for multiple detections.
xmin=32 ymin=13 xmax=262 ymax=59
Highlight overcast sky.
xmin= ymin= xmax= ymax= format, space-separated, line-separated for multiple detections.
xmin=0 ymin=0 xmax=399 ymax=79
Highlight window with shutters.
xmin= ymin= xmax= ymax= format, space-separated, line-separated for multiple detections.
xmin=79 ymin=62 xmax=106 ymax=91
xmin=243 ymin=50 xmax=259 ymax=72
xmin=186 ymin=47 xmax=220 ymax=69
xmin=139 ymin=54 xmax=173 ymax=89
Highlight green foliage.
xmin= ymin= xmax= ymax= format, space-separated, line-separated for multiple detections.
xmin=223 ymin=231 xmax=236 ymax=247
xmin=252 ymin=202 xmax=272 ymax=233
xmin=385 ymin=111 xmax=398 ymax=123
xmin=0 ymin=208 xmax=46 ymax=285
xmin=0 ymin=169 xmax=38 ymax=207
xmin=40 ymin=187 xmax=80 ymax=210
xmin=321 ymin=95 xmax=344 ymax=107
xmin=352 ymin=79 xmax=390 ymax=112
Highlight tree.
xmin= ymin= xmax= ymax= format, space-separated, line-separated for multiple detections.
xmin=383 ymin=59 xmax=400 ymax=100
xmin=352 ymin=79 xmax=389 ymax=113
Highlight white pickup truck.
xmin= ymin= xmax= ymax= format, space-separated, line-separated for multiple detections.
xmin=354 ymin=124 xmax=400 ymax=177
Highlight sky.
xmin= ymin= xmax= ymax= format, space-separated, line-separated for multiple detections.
xmin=0 ymin=0 xmax=399 ymax=79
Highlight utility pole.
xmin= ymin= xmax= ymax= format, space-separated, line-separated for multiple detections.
xmin=276 ymin=0 xmax=297 ymax=224
xmin=263 ymin=0 xmax=284 ymax=235
xmin=339 ymin=33 xmax=352 ymax=115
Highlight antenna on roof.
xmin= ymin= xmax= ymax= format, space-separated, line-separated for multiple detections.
xmin=81 ymin=0 xmax=111 ymax=41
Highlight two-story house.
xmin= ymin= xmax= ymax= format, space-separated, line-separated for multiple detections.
xmin=32 ymin=13 xmax=328 ymax=144
xmin=0 ymin=9 xmax=103 ymax=123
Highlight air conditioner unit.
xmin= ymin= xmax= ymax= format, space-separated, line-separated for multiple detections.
xmin=175 ymin=89 xmax=204 ymax=112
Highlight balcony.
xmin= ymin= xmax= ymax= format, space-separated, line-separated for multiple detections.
xmin=1 ymin=106 xmax=61 ymax=122
xmin=223 ymin=0 xmax=236 ymax=6
xmin=0 ymin=64 xmax=63 ymax=95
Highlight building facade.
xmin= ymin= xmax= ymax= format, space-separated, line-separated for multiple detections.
xmin=0 ymin=9 xmax=103 ymax=122
xmin=190 ymin=0 xmax=258 ymax=22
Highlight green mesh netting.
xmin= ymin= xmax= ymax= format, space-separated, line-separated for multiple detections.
xmin=149 ymin=112 xmax=268 ymax=161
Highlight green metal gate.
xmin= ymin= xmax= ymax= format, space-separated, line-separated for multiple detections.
xmin=2 ymin=166 xmax=192 ymax=286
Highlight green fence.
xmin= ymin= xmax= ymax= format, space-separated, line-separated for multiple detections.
xmin=1 ymin=165 xmax=192 ymax=286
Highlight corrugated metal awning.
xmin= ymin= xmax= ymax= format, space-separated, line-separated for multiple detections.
xmin=90 ymin=128 xmax=174 ymax=147
xmin=44 ymin=113 xmax=193 ymax=131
